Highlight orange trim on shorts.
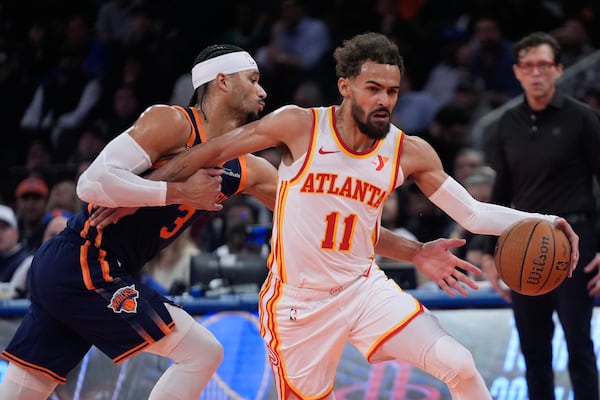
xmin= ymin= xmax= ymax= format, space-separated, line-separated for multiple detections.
xmin=79 ymin=241 xmax=95 ymax=290
xmin=112 ymin=321 xmax=175 ymax=364
xmin=152 ymin=311 xmax=175 ymax=336
xmin=365 ymin=301 xmax=425 ymax=363
xmin=1 ymin=351 xmax=67 ymax=384
xmin=98 ymin=248 xmax=114 ymax=283
xmin=258 ymin=271 xmax=273 ymax=337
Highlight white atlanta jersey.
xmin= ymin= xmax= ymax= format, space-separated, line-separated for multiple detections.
xmin=268 ymin=106 xmax=406 ymax=290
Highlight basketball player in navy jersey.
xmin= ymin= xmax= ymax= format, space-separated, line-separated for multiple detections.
xmin=0 ymin=44 xmax=277 ymax=400
xmin=0 ymin=43 xmax=506 ymax=399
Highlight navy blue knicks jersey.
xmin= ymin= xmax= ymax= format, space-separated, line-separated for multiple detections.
xmin=65 ymin=106 xmax=248 ymax=285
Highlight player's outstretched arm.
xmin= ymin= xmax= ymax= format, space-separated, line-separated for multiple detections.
xmin=376 ymin=228 xmax=481 ymax=297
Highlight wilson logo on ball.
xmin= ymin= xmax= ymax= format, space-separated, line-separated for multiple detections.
xmin=494 ymin=219 xmax=571 ymax=296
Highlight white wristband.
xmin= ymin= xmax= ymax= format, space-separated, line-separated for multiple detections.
xmin=77 ymin=133 xmax=167 ymax=207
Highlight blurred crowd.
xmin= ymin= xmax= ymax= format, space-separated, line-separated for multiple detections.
xmin=1 ymin=0 xmax=600 ymax=296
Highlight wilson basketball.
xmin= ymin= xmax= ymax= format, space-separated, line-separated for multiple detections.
xmin=494 ymin=218 xmax=571 ymax=296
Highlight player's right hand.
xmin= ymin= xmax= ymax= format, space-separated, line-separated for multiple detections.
xmin=178 ymin=167 xmax=223 ymax=211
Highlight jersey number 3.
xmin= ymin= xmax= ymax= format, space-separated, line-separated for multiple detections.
xmin=321 ymin=212 xmax=357 ymax=251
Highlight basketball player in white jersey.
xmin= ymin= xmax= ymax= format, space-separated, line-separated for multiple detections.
xmin=151 ymin=33 xmax=580 ymax=399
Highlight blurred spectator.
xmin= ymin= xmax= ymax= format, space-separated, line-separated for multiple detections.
xmin=143 ymin=229 xmax=200 ymax=295
xmin=490 ymin=0 xmax=563 ymax=42
xmin=391 ymin=72 xmax=440 ymax=135
xmin=17 ymin=19 xmax=57 ymax=99
xmin=420 ymin=104 xmax=470 ymax=173
xmin=69 ymin=123 xmax=109 ymax=165
xmin=41 ymin=211 xmax=70 ymax=243
xmin=95 ymin=0 xmax=136 ymax=46
xmin=0 ymin=204 xmax=32 ymax=299
xmin=14 ymin=176 xmax=49 ymax=253
xmin=451 ymin=147 xmax=485 ymax=185
xmin=100 ymin=84 xmax=142 ymax=138
xmin=24 ymin=137 xmax=54 ymax=175
xmin=19 ymin=44 xmax=102 ymax=158
xmin=215 ymin=222 xmax=270 ymax=267
xmin=220 ymin=0 xmax=270 ymax=56
xmin=451 ymin=80 xmax=493 ymax=140
xmin=117 ymin=3 xmax=180 ymax=104
xmin=46 ymin=180 xmax=81 ymax=215
xmin=423 ymin=41 xmax=471 ymax=106
xmin=467 ymin=15 xmax=522 ymax=107
xmin=0 ymin=48 xmax=32 ymax=168
xmin=552 ymin=17 xmax=600 ymax=101
xmin=63 ymin=13 xmax=112 ymax=79
xmin=404 ymin=182 xmax=454 ymax=244
xmin=292 ymin=80 xmax=325 ymax=107
xmin=255 ymin=0 xmax=332 ymax=111
xmin=380 ymin=188 xmax=416 ymax=241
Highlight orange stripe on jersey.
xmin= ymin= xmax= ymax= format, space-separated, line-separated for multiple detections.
xmin=288 ymin=108 xmax=319 ymax=185
xmin=1 ymin=351 xmax=67 ymax=383
xmin=173 ymin=105 xmax=203 ymax=148
xmin=390 ymin=129 xmax=405 ymax=191
xmin=79 ymin=241 xmax=95 ymax=290
xmin=366 ymin=299 xmax=424 ymax=362
xmin=273 ymin=181 xmax=289 ymax=282
xmin=189 ymin=107 xmax=207 ymax=145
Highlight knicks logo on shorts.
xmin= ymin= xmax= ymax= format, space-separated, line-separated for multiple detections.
xmin=107 ymin=284 xmax=139 ymax=314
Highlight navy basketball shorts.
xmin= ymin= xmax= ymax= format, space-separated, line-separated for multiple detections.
xmin=1 ymin=236 xmax=176 ymax=383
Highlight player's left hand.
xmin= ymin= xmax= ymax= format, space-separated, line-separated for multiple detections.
xmin=584 ymin=253 xmax=600 ymax=297
xmin=412 ymin=238 xmax=481 ymax=297
xmin=90 ymin=206 xmax=139 ymax=229
xmin=553 ymin=217 xmax=579 ymax=277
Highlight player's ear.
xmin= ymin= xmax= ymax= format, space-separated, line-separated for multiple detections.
xmin=338 ymin=77 xmax=350 ymax=97
xmin=214 ymin=72 xmax=228 ymax=91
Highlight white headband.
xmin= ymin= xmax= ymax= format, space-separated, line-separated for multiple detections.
xmin=191 ymin=51 xmax=258 ymax=89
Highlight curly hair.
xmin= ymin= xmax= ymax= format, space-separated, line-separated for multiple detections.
xmin=333 ymin=32 xmax=405 ymax=79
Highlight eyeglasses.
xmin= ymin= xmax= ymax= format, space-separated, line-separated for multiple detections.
xmin=517 ymin=61 xmax=556 ymax=74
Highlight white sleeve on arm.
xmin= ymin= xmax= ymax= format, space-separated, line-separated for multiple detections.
xmin=428 ymin=176 xmax=557 ymax=236
xmin=77 ymin=133 xmax=167 ymax=207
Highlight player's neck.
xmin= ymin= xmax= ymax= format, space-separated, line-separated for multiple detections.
xmin=335 ymin=105 xmax=377 ymax=152
xmin=198 ymin=104 xmax=246 ymax=140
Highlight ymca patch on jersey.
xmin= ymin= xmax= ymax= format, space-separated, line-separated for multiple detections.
xmin=107 ymin=284 xmax=139 ymax=313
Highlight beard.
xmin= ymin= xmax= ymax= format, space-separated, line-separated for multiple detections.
xmin=246 ymin=110 xmax=260 ymax=123
xmin=351 ymin=101 xmax=390 ymax=140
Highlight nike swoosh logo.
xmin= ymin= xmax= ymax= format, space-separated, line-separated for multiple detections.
xmin=318 ymin=147 xmax=340 ymax=155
